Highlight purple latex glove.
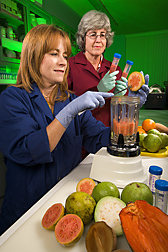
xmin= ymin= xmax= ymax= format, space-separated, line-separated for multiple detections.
xmin=128 ymin=71 xmax=149 ymax=107
xmin=56 ymin=91 xmax=114 ymax=128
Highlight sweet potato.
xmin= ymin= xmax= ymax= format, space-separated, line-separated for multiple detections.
xmin=155 ymin=123 xmax=168 ymax=134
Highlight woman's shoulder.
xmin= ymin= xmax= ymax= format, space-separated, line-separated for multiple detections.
xmin=1 ymin=85 xmax=24 ymax=97
xmin=0 ymin=85 xmax=33 ymax=106
xmin=69 ymin=51 xmax=84 ymax=64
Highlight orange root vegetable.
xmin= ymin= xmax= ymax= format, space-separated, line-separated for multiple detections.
xmin=155 ymin=123 xmax=168 ymax=134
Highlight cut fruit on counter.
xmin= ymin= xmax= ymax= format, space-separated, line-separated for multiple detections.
xmin=94 ymin=196 xmax=126 ymax=236
xmin=41 ymin=203 xmax=65 ymax=230
xmin=85 ymin=221 xmax=117 ymax=252
xmin=55 ymin=214 xmax=84 ymax=247
xmin=119 ymin=200 xmax=168 ymax=252
xmin=76 ymin=177 xmax=96 ymax=195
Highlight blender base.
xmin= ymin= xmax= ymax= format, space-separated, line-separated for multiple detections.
xmin=90 ymin=147 xmax=147 ymax=188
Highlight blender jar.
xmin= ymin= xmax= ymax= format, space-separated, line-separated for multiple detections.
xmin=108 ymin=96 xmax=140 ymax=157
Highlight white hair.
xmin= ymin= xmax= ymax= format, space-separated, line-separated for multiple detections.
xmin=76 ymin=10 xmax=114 ymax=51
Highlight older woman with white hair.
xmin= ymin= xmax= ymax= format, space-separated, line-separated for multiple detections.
xmin=68 ymin=10 xmax=149 ymax=128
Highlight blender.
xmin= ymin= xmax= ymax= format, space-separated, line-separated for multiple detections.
xmin=90 ymin=96 xmax=147 ymax=188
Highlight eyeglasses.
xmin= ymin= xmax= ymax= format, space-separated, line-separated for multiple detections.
xmin=86 ymin=32 xmax=108 ymax=40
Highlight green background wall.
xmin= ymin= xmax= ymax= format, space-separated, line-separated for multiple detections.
xmin=104 ymin=30 xmax=168 ymax=90
xmin=104 ymin=34 xmax=126 ymax=72
xmin=126 ymin=30 xmax=168 ymax=89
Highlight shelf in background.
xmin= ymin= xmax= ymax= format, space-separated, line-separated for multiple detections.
xmin=0 ymin=10 xmax=24 ymax=27
xmin=1 ymin=37 xmax=22 ymax=52
xmin=0 ymin=79 xmax=16 ymax=85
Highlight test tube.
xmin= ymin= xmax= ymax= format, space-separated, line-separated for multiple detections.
xmin=121 ymin=60 xmax=134 ymax=78
xmin=109 ymin=53 xmax=121 ymax=73
xmin=148 ymin=165 xmax=163 ymax=205
xmin=155 ymin=179 xmax=168 ymax=214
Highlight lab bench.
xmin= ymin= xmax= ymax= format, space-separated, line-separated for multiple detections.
xmin=0 ymin=153 xmax=168 ymax=251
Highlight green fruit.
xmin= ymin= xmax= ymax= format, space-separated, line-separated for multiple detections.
xmin=92 ymin=181 xmax=120 ymax=203
xmin=147 ymin=129 xmax=161 ymax=136
xmin=65 ymin=191 xmax=96 ymax=225
xmin=94 ymin=196 xmax=126 ymax=236
xmin=55 ymin=214 xmax=84 ymax=246
xmin=121 ymin=182 xmax=153 ymax=205
xmin=139 ymin=133 xmax=147 ymax=147
xmin=143 ymin=134 xmax=162 ymax=152
xmin=159 ymin=133 xmax=168 ymax=149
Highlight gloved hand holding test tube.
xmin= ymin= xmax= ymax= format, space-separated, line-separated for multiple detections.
xmin=109 ymin=53 xmax=121 ymax=73
xmin=114 ymin=60 xmax=134 ymax=96
xmin=97 ymin=53 xmax=121 ymax=92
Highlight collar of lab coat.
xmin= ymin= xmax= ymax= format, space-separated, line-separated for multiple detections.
xmin=74 ymin=51 xmax=110 ymax=78
xmin=29 ymin=82 xmax=54 ymax=120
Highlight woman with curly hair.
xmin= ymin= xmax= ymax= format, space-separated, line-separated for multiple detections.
xmin=68 ymin=10 xmax=149 ymax=128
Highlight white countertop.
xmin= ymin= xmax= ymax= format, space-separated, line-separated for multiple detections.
xmin=0 ymin=151 xmax=168 ymax=251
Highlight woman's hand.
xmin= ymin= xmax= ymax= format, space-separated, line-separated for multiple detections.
xmin=128 ymin=71 xmax=149 ymax=107
xmin=56 ymin=91 xmax=114 ymax=128
xmin=114 ymin=77 xmax=128 ymax=96
xmin=97 ymin=70 xmax=119 ymax=92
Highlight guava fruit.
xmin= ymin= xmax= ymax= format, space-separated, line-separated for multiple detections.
xmin=143 ymin=133 xmax=162 ymax=152
xmin=147 ymin=128 xmax=161 ymax=136
xmin=55 ymin=214 xmax=84 ymax=246
xmin=159 ymin=133 xmax=168 ymax=148
xmin=121 ymin=182 xmax=153 ymax=205
xmin=85 ymin=221 xmax=117 ymax=252
xmin=76 ymin=177 xmax=96 ymax=195
xmin=92 ymin=181 xmax=120 ymax=202
xmin=128 ymin=71 xmax=145 ymax=91
xmin=94 ymin=196 xmax=126 ymax=236
xmin=65 ymin=191 xmax=96 ymax=225
xmin=139 ymin=133 xmax=147 ymax=147
xmin=41 ymin=203 xmax=64 ymax=230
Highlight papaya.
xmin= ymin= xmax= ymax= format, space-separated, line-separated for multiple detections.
xmin=76 ymin=177 xmax=96 ymax=195
xmin=55 ymin=214 xmax=84 ymax=247
xmin=119 ymin=200 xmax=168 ymax=252
xmin=41 ymin=203 xmax=64 ymax=230
xmin=128 ymin=71 xmax=145 ymax=91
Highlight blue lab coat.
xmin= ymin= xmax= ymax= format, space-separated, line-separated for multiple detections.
xmin=0 ymin=83 xmax=110 ymax=234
